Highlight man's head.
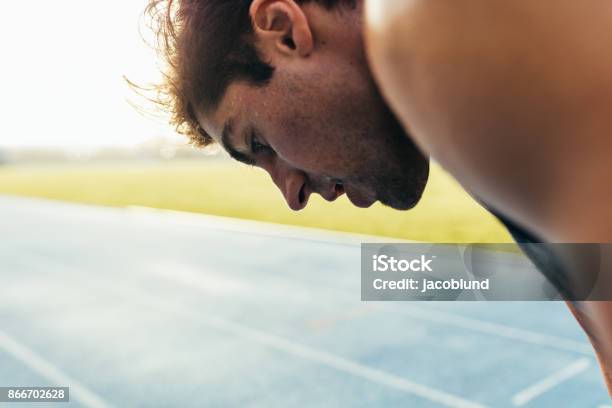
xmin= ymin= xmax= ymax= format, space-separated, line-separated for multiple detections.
xmin=148 ymin=0 xmax=429 ymax=210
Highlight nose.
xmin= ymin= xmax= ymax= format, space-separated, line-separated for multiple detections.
xmin=266 ymin=159 xmax=309 ymax=211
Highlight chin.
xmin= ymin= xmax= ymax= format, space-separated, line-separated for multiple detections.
xmin=379 ymin=168 xmax=430 ymax=211
xmin=381 ymin=193 xmax=423 ymax=211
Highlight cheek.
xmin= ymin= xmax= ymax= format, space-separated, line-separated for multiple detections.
xmin=264 ymin=74 xmax=377 ymax=176
xmin=272 ymin=127 xmax=326 ymax=172
xmin=264 ymin=106 xmax=330 ymax=172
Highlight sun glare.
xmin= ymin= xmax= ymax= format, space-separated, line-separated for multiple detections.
xmin=0 ymin=0 xmax=174 ymax=148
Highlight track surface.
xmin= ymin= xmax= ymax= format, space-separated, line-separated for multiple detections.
xmin=0 ymin=196 xmax=609 ymax=407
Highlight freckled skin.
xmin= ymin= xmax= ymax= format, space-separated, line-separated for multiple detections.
xmin=197 ymin=1 xmax=429 ymax=211
xmin=199 ymin=71 xmax=429 ymax=210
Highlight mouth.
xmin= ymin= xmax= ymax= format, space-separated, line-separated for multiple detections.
xmin=319 ymin=179 xmax=346 ymax=202
xmin=334 ymin=182 xmax=345 ymax=198
xmin=317 ymin=178 xmax=375 ymax=208
xmin=322 ymin=178 xmax=375 ymax=208
xmin=344 ymin=184 xmax=376 ymax=208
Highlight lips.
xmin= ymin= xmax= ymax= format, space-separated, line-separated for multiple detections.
xmin=334 ymin=183 xmax=345 ymax=198
xmin=315 ymin=179 xmax=375 ymax=207
xmin=298 ymin=184 xmax=307 ymax=204
xmin=344 ymin=184 xmax=376 ymax=208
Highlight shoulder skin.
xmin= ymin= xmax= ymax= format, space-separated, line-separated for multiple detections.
xmin=364 ymin=0 xmax=612 ymax=242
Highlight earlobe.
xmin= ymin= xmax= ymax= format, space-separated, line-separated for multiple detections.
xmin=250 ymin=0 xmax=313 ymax=58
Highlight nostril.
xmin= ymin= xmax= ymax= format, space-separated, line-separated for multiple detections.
xmin=298 ymin=184 xmax=306 ymax=204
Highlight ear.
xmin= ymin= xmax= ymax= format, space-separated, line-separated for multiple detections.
xmin=249 ymin=0 xmax=314 ymax=59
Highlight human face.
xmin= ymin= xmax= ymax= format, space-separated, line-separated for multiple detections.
xmin=196 ymin=28 xmax=429 ymax=211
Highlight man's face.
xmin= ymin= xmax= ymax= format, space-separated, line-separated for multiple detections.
xmin=196 ymin=2 xmax=429 ymax=211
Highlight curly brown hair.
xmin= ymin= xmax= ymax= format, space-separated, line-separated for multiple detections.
xmin=144 ymin=0 xmax=355 ymax=147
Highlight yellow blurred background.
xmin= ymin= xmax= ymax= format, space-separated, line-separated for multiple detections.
xmin=0 ymin=158 xmax=511 ymax=243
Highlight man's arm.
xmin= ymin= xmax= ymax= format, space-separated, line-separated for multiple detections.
xmin=567 ymin=301 xmax=612 ymax=392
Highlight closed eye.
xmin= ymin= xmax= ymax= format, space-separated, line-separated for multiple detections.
xmin=250 ymin=131 xmax=272 ymax=155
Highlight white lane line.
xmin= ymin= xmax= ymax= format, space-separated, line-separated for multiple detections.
xmin=121 ymin=206 xmax=588 ymax=355
xmin=125 ymin=290 xmax=488 ymax=408
xmin=302 ymin=282 xmax=592 ymax=356
xmin=307 ymin=280 xmax=593 ymax=356
xmin=2 ymin=197 xmax=594 ymax=356
xmin=27 ymin=251 xmax=594 ymax=357
xmin=18 ymin=250 xmax=594 ymax=359
xmin=511 ymin=357 xmax=591 ymax=406
xmin=1 ymin=233 xmax=591 ymax=406
xmin=126 ymin=205 xmax=411 ymax=245
xmin=13 ymin=248 xmax=594 ymax=362
xmin=1 ymin=256 xmax=485 ymax=408
xmin=0 ymin=329 xmax=115 ymax=408
xmin=124 ymin=209 xmax=591 ymax=355
xmin=389 ymin=305 xmax=593 ymax=356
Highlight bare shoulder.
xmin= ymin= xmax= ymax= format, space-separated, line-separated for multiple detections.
xmin=364 ymin=0 xmax=446 ymax=67
xmin=363 ymin=0 xmax=612 ymax=128
xmin=363 ymin=0 xmax=538 ymax=155
xmin=364 ymin=0 xmax=612 ymax=241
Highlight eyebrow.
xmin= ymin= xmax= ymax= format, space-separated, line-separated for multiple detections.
xmin=221 ymin=119 xmax=256 ymax=166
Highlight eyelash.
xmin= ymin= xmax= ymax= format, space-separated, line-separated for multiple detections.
xmin=250 ymin=132 xmax=271 ymax=154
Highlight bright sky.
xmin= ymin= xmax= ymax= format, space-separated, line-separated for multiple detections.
xmin=0 ymin=1 xmax=179 ymax=148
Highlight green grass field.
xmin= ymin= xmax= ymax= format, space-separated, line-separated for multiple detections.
xmin=0 ymin=160 xmax=511 ymax=242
